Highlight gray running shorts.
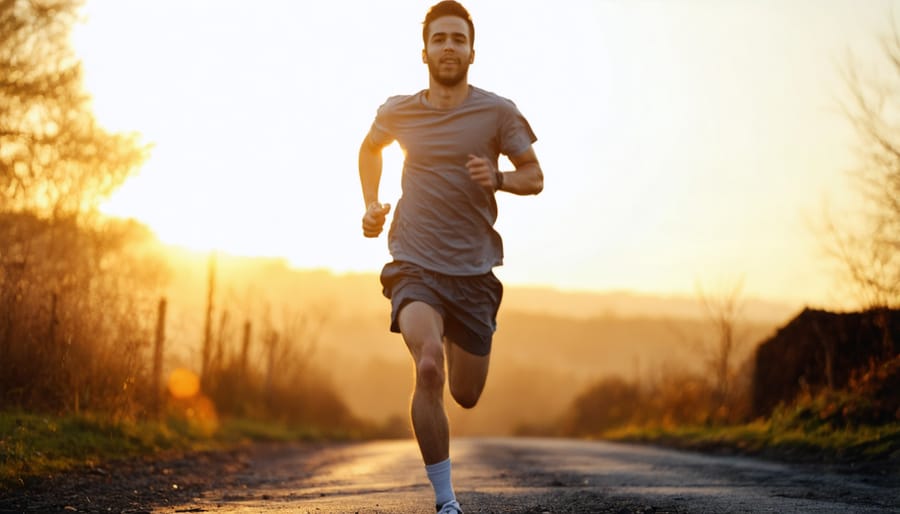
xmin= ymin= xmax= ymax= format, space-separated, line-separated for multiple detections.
xmin=380 ymin=260 xmax=503 ymax=356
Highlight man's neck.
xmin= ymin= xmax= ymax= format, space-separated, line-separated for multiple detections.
xmin=425 ymin=81 xmax=470 ymax=109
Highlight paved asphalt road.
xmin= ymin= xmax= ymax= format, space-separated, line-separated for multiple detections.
xmin=150 ymin=437 xmax=898 ymax=514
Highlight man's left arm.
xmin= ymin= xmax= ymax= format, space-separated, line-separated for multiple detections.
xmin=466 ymin=148 xmax=543 ymax=195
xmin=496 ymin=146 xmax=543 ymax=195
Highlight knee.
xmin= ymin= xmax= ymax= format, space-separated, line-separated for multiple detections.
xmin=416 ymin=347 xmax=445 ymax=391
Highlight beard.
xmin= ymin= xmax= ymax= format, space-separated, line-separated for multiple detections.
xmin=427 ymin=57 xmax=470 ymax=87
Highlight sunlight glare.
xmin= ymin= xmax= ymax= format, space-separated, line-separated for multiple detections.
xmin=69 ymin=0 xmax=893 ymax=305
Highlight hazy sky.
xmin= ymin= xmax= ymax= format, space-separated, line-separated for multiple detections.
xmin=72 ymin=0 xmax=897 ymax=308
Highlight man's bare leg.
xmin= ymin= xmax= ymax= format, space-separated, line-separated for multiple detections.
xmin=398 ymin=301 xmax=461 ymax=510
xmin=398 ymin=301 xmax=449 ymax=464
xmin=445 ymin=340 xmax=490 ymax=409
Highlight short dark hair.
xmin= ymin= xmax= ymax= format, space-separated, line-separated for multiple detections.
xmin=422 ymin=1 xmax=475 ymax=49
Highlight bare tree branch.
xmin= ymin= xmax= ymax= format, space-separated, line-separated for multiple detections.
xmin=694 ymin=276 xmax=747 ymax=422
xmin=824 ymin=14 xmax=900 ymax=309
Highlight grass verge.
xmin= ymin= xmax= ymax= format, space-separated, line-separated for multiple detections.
xmin=0 ymin=411 xmax=335 ymax=489
xmin=603 ymin=420 xmax=900 ymax=468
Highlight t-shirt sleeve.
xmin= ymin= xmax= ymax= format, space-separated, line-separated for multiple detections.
xmin=498 ymin=101 xmax=538 ymax=158
xmin=367 ymin=98 xmax=398 ymax=148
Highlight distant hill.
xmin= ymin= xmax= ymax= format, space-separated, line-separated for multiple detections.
xmin=156 ymin=248 xmax=800 ymax=435
xmin=501 ymin=286 xmax=796 ymax=323
xmin=331 ymin=308 xmax=781 ymax=436
xmin=159 ymin=247 xmax=797 ymax=323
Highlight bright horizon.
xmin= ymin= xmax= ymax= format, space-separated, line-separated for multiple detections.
xmin=71 ymin=0 xmax=897 ymax=309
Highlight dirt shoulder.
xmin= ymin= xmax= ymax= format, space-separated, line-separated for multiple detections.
xmin=0 ymin=442 xmax=318 ymax=514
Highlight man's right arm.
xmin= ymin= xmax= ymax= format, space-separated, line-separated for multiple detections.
xmin=359 ymin=135 xmax=384 ymax=208
xmin=359 ymin=135 xmax=391 ymax=238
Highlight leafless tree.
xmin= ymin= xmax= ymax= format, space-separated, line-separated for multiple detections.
xmin=826 ymin=16 xmax=900 ymax=310
xmin=696 ymin=277 xmax=747 ymax=422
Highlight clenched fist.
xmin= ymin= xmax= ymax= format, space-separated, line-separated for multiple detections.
xmin=466 ymin=154 xmax=501 ymax=191
xmin=362 ymin=202 xmax=391 ymax=238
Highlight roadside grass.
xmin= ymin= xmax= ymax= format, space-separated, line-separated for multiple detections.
xmin=603 ymin=420 xmax=900 ymax=466
xmin=0 ymin=411 xmax=339 ymax=489
xmin=598 ymin=376 xmax=900 ymax=469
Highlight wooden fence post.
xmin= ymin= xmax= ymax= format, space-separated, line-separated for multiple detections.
xmin=153 ymin=297 xmax=167 ymax=419
xmin=215 ymin=309 xmax=229 ymax=370
xmin=49 ymin=292 xmax=58 ymax=345
xmin=201 ymin=252 xmax=216 ymax=386
xmin=265 ymin=330 xmax=278 ymax=408
xmin=240 ymin=320 xmax=251 ymax=379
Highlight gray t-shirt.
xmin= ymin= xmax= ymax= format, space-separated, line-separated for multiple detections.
xmin=368 ymin=85 xmax=537 ymax=275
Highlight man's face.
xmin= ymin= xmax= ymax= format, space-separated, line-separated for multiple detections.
xmin=422 ymin=15 xmax=474 ymax=87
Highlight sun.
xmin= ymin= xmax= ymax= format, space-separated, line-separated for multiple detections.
xmin=75 ymin=1 xmax=409 ymax=272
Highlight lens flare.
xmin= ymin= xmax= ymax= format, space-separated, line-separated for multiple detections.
xmin=167 ymin=367 xmax=200 ymax=399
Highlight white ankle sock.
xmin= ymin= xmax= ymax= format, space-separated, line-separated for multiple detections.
xmin=425 ymin=458 xmax=456 ymax=506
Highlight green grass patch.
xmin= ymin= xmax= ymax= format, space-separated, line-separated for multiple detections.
xmin=0 ymin=411 xmax=339 ymax=489
xmin=602 ymin=420 xmax=900 ymax=465
xmin=601 ymin=387 xmax=900 ymax=466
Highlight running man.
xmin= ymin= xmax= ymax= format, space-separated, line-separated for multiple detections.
xmin=358 ymin=2 xmax=543 ymax=512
